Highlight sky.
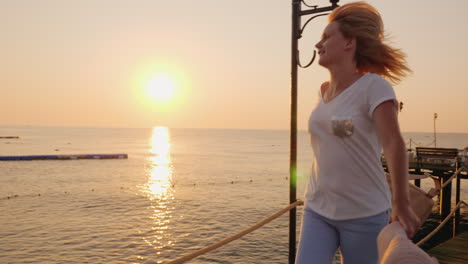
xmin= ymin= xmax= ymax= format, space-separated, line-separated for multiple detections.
xmin=1 ymin=0 xmax=467 ymax=133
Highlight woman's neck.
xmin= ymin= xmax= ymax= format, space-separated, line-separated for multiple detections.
xmin=324 ymin=63 xmax=361 ymax=101
xmin=329 ymin=63 xmax=360 ymax=90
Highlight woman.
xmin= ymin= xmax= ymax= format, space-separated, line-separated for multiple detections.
xmin=296 ymin=2 xmax=420 ymax=264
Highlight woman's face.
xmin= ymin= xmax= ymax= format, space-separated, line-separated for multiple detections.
xmin=315 ymin=21 xmax=351 ymax=67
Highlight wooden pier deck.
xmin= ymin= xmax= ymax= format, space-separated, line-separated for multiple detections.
xmin=427 ymin=231 xmax=468 ymax=264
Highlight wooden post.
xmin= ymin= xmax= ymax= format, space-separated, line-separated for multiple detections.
xmin=439 ymin=171 xmax=452 ymax=220
xmin=414 ymin=178 xmax=421 ymax=188
xmin=414 ymin=153 xmax=421 ymax=187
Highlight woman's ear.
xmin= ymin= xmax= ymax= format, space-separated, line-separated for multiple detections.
xmin=344 ymin=37 xmax=356 ymax=51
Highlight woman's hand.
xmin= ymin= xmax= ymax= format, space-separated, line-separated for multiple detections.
xmin=391 ymin=203 xmax=421 ymax=238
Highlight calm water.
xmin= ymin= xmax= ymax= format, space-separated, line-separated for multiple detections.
xmin=0 ymin=126 xmax=467 ymax=264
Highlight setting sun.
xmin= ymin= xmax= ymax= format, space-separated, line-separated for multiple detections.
xmin=145 ymin=75 xmax=177 ymax=102
xmin=133 ymin=63 xmax=189 ymax=111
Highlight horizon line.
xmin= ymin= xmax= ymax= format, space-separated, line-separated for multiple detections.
xmin=0 ymin=124 xmax=467 ymax=134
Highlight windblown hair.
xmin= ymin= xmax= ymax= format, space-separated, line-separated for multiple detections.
xmin=329 ymin=1 xmax=411 ymax=84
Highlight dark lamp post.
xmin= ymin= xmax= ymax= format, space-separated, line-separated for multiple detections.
xmin=289 ymin=1 xmax=340 ymax=263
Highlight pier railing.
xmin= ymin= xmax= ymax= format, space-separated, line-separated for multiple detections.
xmin=416 ymin=200 xmax=466 ymax=246
xmin=164 ymin=165 xmax=465 ymax=263
xmin=416 ymin=165 xmax=466 ymax=247
xmin=166 ymin=200 xmax=304 ymax=264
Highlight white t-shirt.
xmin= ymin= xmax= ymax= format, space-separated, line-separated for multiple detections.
xmin=306 ymin=73 xmax=396 ymax=220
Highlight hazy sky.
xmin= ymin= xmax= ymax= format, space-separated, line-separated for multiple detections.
xmin=1 ymin=0 xmax=467 ymax=132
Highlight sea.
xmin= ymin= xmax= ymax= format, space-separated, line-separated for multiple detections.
xmin=1 ymin=126 xmax=467 ymax=264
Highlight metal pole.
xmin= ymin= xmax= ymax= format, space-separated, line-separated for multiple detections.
xmin=433 ymin=113 xmax=437 ymax=147
xmin=289 ymin=2 xmax=339 ymax=263
xmin=454 ymin=158 xmax=461 ymax=236
xmin=289 ymin=1 xmax=301 ymax=263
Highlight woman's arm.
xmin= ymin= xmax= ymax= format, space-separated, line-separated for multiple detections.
xmin=373 ymin=100 xmax=421 ymax=238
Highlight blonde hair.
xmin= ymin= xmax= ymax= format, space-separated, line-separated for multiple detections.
xmin=329 ymin=1 xmax=411 ymax=84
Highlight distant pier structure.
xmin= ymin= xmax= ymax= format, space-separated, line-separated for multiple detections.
xmin=0 ymin=154 xmax=128 ymax=161
xmin=0 ymin=136 xmax=20 ymax=139
xmin=383 ymin=147 xmax=467 ymax=228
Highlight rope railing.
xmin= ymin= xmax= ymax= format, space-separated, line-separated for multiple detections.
xmin=423 ymin=166 xmax=466 ymax=197
xmin=416 ymin=200 xmax=467 ymax=246
xmin=410 ymin=166 xmax=466 ymax=198
xmin=414 ymin=165 xmax=466 ymax=247
xmin=406 ymin=138 xmax=436 ymax=149
xmin=440 ymin=166 xmax=466 ymax=190
xmin=164 ymin=165 xmax=465 ymax=262
xmin=165 ymin=200 xmax=304 ymax=264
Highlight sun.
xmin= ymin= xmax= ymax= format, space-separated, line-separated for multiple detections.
xmin=133 ymin=63 xmax=189 ymax=110
xmin=145 ymin=74 xmax=177 ymax=103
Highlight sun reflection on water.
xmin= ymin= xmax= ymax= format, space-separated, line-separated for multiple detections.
xmin=146 ymin=126 xmax=174 ymax=200
xmin=140 ymin=126 xmax=176 ymax=257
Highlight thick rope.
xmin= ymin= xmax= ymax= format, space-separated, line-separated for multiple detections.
xmin=416 ymin=200 xmax=467 ymax=246
xmin=440 ymin=167 xmax=466 ymax=189
xmin=165 ymin=200 xmax=304 ymax=264
xmin=420 ymin=167 xmax=466 ymax=197
xmin=408 ymin=173 xmax=431 ymax=180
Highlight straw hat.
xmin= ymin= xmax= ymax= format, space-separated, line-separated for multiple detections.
xmin=377 ymin=222 xmax=438 ymax=264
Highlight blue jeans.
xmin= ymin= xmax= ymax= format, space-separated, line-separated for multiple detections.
xmin=296 ymin=208 xmax=390 ymax=264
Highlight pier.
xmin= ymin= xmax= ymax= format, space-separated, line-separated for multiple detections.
xmin=428 ymin=231 xmax=468 ymax=264
xmin=383 ymin=147 xmax=467 ymax=220
xmin=382 ymin=147 xmax=467 ymax=262
xmin=0 ymin=154 xmax=128 ymax=161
